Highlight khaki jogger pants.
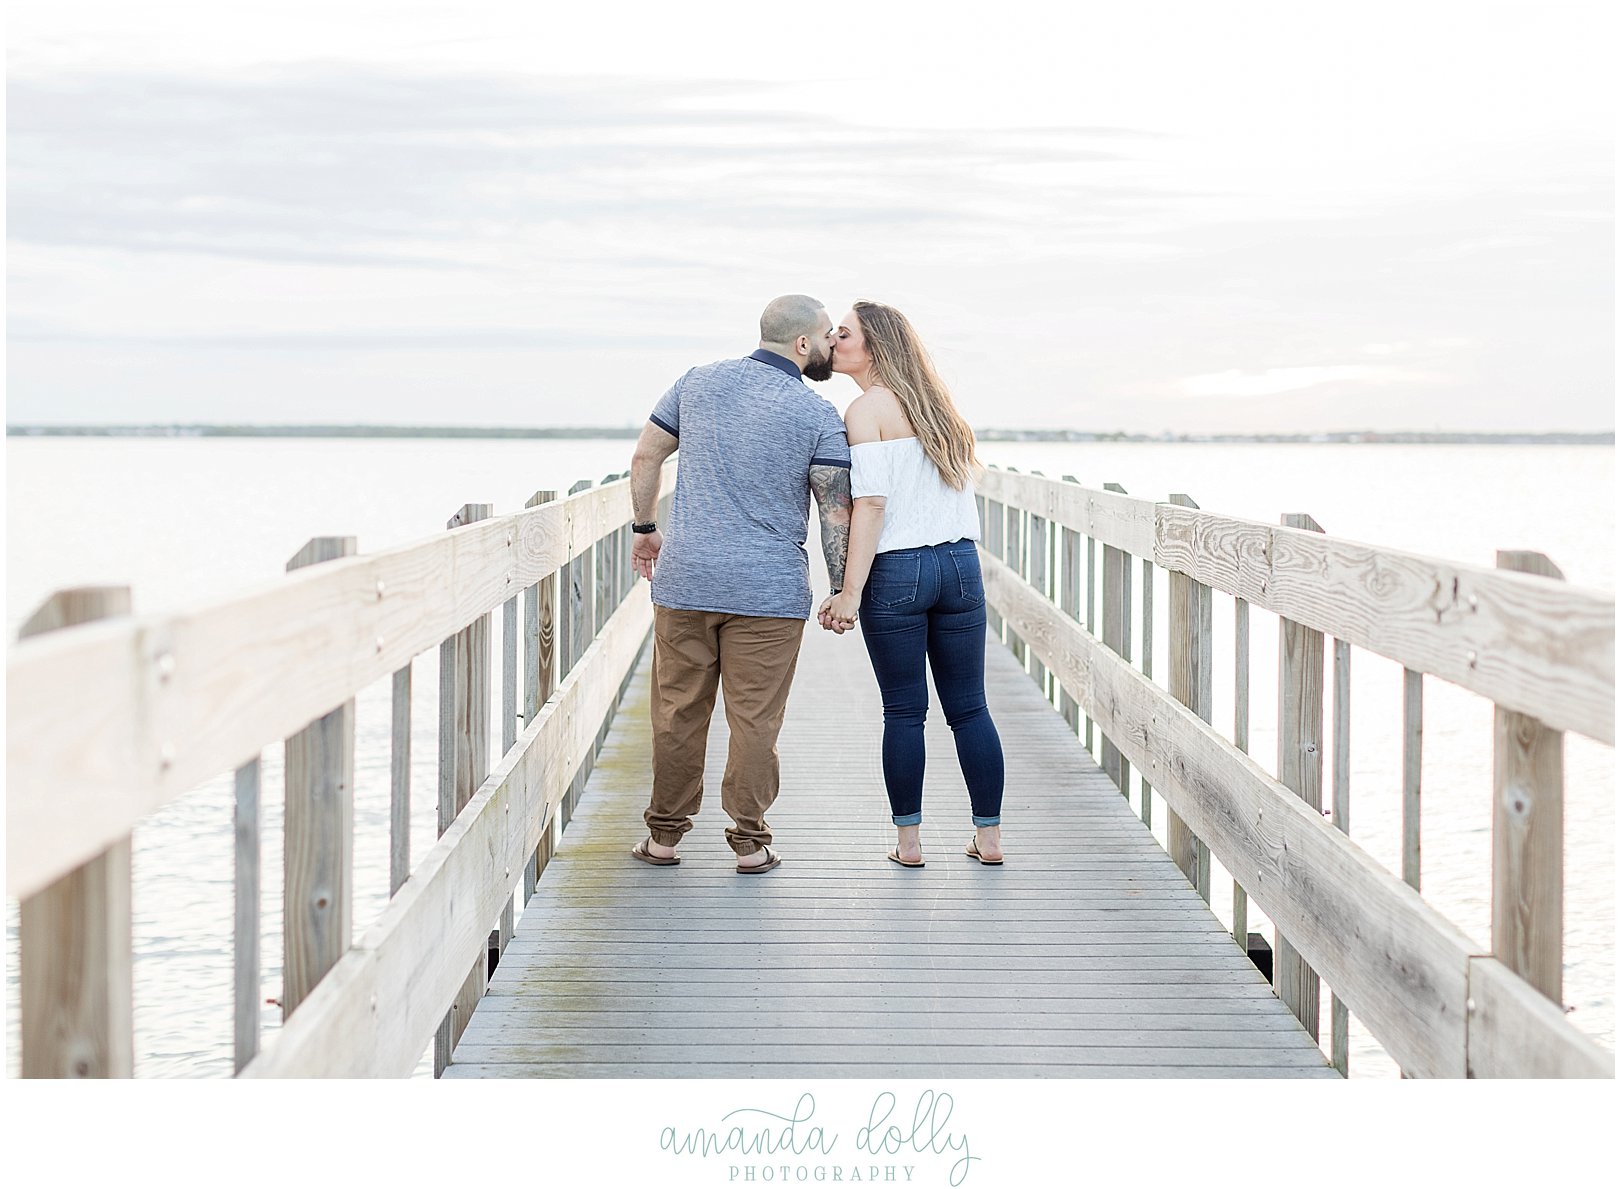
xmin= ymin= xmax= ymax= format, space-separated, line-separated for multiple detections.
xmin=644 ymin=605 xmax=806 ymax=856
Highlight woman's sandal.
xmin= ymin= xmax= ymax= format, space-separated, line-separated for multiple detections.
xmin=887 ymin=849 xmax=925 ymax=868
xmin=964 ymin=839 xmax=1004 ymax=866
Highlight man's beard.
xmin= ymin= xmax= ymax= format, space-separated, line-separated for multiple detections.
xmin=803 ymin=351 xmax=834 ymax=382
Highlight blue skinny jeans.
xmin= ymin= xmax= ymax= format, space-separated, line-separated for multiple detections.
xmin=858 ymin=539 xmax=1005 ymax=827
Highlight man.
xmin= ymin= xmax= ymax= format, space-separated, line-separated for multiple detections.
xmin=627 ymin=294 xmax=852 ymax=873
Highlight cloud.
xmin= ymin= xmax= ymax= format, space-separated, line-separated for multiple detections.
xmin=1177 ymin=365 xmax=1447 ymax=399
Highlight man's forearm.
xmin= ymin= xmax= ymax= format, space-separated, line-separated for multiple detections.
xmin=630 ymin=455 xmax=662 ymax=524
xmin=808 ymin=464 xmax=853 ymax=591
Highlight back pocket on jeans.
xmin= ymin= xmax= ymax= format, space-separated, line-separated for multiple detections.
xmin=948 ymin=546 xmax=985 ymax=605
xmin=868 ymin=553 xmax=921 ymax=607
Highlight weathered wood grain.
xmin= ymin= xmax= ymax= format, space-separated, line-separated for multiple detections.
xmin=1165 ymin=495 xmax=1212 ymax=899
xmin=1275 ymin=513 xmax=1325 ymax=1040
xmin=283 ymin=537 xmax=356 ymax=1022
xmin=234 ymin=757 xmax=261 ymax=1073
xmin=238 ymin=586 xmax=654 ymax=1078
xmin=1465 ymin=957 xmax=1611 ymax=1078
xmin=390 ymin=666 xmax=411 ymax=896
xmin=1491 ymin=551 xmax=1565 ymax=1005
xmin=18 ymin=586 xmax=135 ymax=1078
xmin=6 ymin=464 xmax=678 ymax=901
xmin=976 ymin=467 xmax=1156 ymax=557
xmin=1155 ymin=503 xmax=1612 ymax=743
xmin=1100 ymin=482 xmax=1133 ymax=797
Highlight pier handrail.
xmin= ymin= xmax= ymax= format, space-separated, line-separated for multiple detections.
xmin=977 ymin=466 xmax=1614 ymax=1079
xmin=8 ymin=464 xmax=674 ymax=1077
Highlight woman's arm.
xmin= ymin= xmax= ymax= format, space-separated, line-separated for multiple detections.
xmin=821 ymin=398 xmax=884 ymax=629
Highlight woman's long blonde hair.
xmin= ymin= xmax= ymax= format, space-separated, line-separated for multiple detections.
xmin=853 ymin=300 xmax=979 ymax=490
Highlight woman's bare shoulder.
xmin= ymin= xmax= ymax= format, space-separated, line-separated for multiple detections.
xmin=861 ymin=385 xmax=913 ymax=437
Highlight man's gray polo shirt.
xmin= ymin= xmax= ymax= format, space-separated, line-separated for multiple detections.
xmin=649 ymin=349 xmax=850 ymax=620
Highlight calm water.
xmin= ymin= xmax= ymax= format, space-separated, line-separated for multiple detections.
xmin=4 ymin=438 xmax=1614 ymax=1078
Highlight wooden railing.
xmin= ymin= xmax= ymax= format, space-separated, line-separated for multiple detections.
xmin=7 ymin=465 xmax=674 ymax=1077
xmin=976 ymin=465 xmax=1614 ymax=1079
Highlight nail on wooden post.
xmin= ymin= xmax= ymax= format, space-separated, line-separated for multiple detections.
xmin=1331 ymin=637 xmax=1352 ymax=1076
xmin=1165 ymin=495 xmax=1212 ymax=896
xmin=282 ymin=537 xmax=357 ymax=1025
xmin=234 ymin=757 xmax=261 ymax=1073
xmin=1492 ymin=550 xmax=1566 ymax=1004
xmin=523 ymin=489 xmax=559 ymax=901
xmin=19 ymin=587 xmax=135 ymax=1078
xmin=1058 ymin=477 xmax=1083 ymax=733
xmin=1100 ymin=482 xmax=1132 ymax=797
xmin=1274 ymin=512 xmax=1325 ymax=1041
xmin=436 ymin=506 xmax=491 ymax=1075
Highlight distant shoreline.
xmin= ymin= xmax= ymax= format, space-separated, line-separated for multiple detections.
xmin=5 ymin=424 xmax=1613 ymax=446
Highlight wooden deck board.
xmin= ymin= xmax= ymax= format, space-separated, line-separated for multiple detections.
xmin=448 ymin=614 xmax=1331 ymax=1079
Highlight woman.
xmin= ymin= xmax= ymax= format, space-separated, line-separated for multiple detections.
xmin=818 ymin=301 xmax=1006 ymax=867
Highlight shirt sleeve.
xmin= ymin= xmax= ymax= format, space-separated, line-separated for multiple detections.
xmin=809 ymin=404 xmax=851 ymax=469
xmin=849 ymin=444 xmax=888 ymax=498
xmin=648 ymin=371 xmax=688 ymax=438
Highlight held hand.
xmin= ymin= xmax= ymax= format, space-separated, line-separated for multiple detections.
xmin=631 ymin=530 xmax=663 ymax=581
xmin=821 ymin=589 xmax=860 ymax=634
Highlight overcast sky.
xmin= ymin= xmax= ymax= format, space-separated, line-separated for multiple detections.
xmin=6 ymin=0 xmax=1614 ymax=432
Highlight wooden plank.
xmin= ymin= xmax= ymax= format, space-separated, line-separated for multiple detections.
xmin=983 ymin=550 xmax=1489 ymax=1077
xmin=1403 ymin=668 xmax=1423 ymax=890
xmin=975 ymin=466 xmax=1157 ymax=557
xmin=1165 ymin=495 xmax=1211 ymax=895
xmin=503 ymin=596 xmax=518 ymax=755
xmin=282 ymin=537 xmax=357 ymax=1022
xmin=1274 ymin=513 xmax=1325 ymax=1041
xmin=1465 ymin=957 xmax=1612 ymax=1078
xmin=1154 ymin=503 xmax=1613 ymax=743
xmin=1331 ymin=636 xmax=1351 ymax=1076
xmin=1233 ymin=596 xmax=1250 ymax=945
xmin=444 ymin=1062 xmax=1341 ymax=1080
xmin=564 ymin=479 xmax=595 ymax=826
xmin=238 ymin=586 xmax=655 ymax=1077
xmin=390 ymin=666 xmax=411 ymax=896
xmin=1491 ymin=551 xmax=1565 ymax=1005
xmin=18 ymin=586 xmax=135 ymax=1078
xmin=1100 ymin=482 xmax=1132 ymax=796
xmin=436 ymin=504 xmax=492 ymax=1075
xmin=1085 ymin=533 xmax=1096 ymax=751
xmin=234 ymin=757 xmax=261 ymax=1073
xmin=5 ymin=464 xmax=678 ymax=901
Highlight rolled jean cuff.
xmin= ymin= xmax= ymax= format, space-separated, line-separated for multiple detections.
xmin=891 ymin=811 xmax=923 ymax=827
xmin=971 ymin=814 xmax=1001 ymax=828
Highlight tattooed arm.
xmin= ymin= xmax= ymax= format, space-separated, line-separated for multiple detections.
xmin=808 ymin=463 xmax=852 ymax=595
xmin=629 ymin=419 xmax=678 ymax=580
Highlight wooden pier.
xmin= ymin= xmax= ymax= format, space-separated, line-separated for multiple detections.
xmin=6 ymin=464 xmax=1615 ymax=1079
xmin=446 ymin=623 xmax=1333 ymax=1078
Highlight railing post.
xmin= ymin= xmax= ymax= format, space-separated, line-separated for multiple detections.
xmin=1085 ymin=531 xmax=1097 ymax=752
xmin=564 ymin=479 xmax=595 ymax=826
xmin=1028 ymin=473 xmax=1051 ymax=699
xmin=523 ymin=489 xmax=559 ymax=902
xmin=1100 ymin=482 xmax=1133 ymax=797
xmin=1403 ymin=668 xmax=1424 ymax=891
xmin=436 ymin=505 xmax=491 ymax=1075
xmin=1140 ymin=556 xmax=1154 ymax=828
xmin=18 ymin=587 xmax=135 ymax=1078
xmin=1003 ymin=471 xmax=1026 ymax=668
xmin=1492 ymin=550 xmax=1566 ymax=1004
xmin=234 ymin=757 xmax=261 ymax=1073
xmin=390 ymin=665 xmax=411 ymax=898
xmin=984 ymin=474 xmax=1005 ymax=641
xmin=1165 ymin=495 xmax=1212 ymax=899
xmin=1233 ymin=597 xmax=1250 ymax=946
xmin=1331 ymin=636 xmax=1352 ymax=1076
xmin=1059 ymin=477 xmax=1083 ymax=733
xmin=282 ymin=538 xmax=357 ymax=1023
xmin=1275 ymin=512 xmax=1326 ymax=1041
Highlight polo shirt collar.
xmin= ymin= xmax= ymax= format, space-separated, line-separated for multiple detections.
xmin=747 ymin=348 xmax=803 ymax=380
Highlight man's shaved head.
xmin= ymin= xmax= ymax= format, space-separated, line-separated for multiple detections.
xmin=759 ymin=294 xmax=827 ymax=348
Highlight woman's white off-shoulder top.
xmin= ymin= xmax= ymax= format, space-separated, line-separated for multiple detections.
xmin=849 ymin=437 xmax=981 ymax=554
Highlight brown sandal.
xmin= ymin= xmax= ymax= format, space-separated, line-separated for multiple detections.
xmin=631 ymin=837 xmax=680 ymax=866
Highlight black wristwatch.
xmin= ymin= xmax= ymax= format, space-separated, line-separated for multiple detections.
xmin=632 ymin=521 xmax=658 ymax=534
